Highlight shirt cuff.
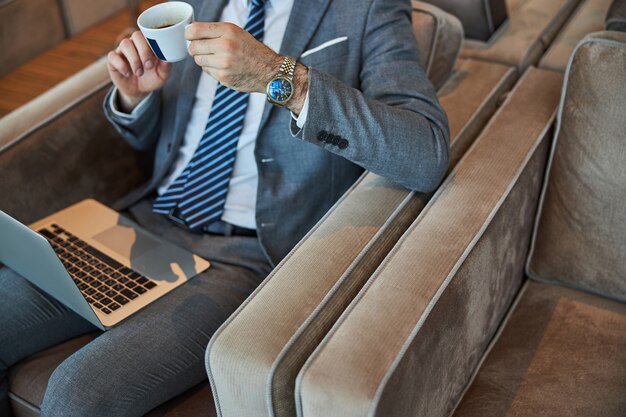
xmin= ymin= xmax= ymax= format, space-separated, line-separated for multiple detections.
xmin=291 ymin=88 xmax=310 ymax=129
xmin=108 ymin=87 xmax=154 ymax=120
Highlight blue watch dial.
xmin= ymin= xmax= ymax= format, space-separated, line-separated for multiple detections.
xmin=268 ymin=78 xmax=294 ymax=103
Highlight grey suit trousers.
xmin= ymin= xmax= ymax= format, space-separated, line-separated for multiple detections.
xmin=0 ymin=199 xmax=272 ymax=417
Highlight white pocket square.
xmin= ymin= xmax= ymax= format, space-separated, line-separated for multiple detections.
xmin=301 ymin=36 xmax=348 ymax=58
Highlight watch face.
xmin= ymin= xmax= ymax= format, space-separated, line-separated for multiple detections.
xmin=268 ymin=77 xmax=294 ymax=104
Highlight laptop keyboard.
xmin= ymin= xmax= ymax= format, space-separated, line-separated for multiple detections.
xmin=38 ymin=223 xmax=158 ymax=315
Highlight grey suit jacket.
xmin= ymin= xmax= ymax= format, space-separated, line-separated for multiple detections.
xmin=104 ymin=0 xmax=450 ymax=266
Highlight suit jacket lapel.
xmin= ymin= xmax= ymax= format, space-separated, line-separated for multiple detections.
xmin=258 ymin=0 xmax=332 ymax=134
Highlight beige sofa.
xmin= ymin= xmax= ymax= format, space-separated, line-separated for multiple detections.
xmin=0 ymin=3 xmax=519 ymax=416
xmin=294 ymin=31 xmax=626 ymax=417
xmin=459 ymin=0 xmax=582 ymax=71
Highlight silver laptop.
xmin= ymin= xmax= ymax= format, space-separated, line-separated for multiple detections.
xmin=0 ymin=199 xmax=210 ymax=330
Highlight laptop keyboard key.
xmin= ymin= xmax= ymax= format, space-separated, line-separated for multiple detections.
xmin=105 ymin=290 xmax=117 ymax=298
xmin=101 ymin=307 xmax=112 ymax=314
xmin=109 ymin=303 xmax=121 ymax=311
xmin=93 ymin=293 xmax=104 ymax=300
xmin=144 ymin=281 xmax=157 ymax=290
xmin=121 ymin=289 xmax=138 ymax=300
xmin=134 ymin=286 xmax=147 ymax=295
xmin=136 ymin=277 xmax=149 ymax=285
xmin=126 ymin=282 xmax=137 ymax=289
xmin=101 ymin=297 xmax=113 ymax=306
xmin=113 ymin=295 xmax=129 ymax=305
xmin=94 ymin=302 xmax=103 ymax=309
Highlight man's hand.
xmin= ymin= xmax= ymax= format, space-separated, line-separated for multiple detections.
xmin=186 ymin=22 xmax=308 ymax=114
xmin=107 ymin=31 xmax=172 ymax=113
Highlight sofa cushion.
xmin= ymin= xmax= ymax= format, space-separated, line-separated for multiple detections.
xmin=59 ymin=0 xmax=127 ymax=36
xmin=426 ymin=0 xmax=508 ymax=41
xmin=461 ymin=0 xmax=581 ymax=71
xmin=540 ymin=0 xmax=614 ymax=72
xmin=8 ymin=335 xmax=96 ymax=415
xmin=412 ymin=1 xmax=464 ymax=90
xmin=0 ymin=0 xmax=66 ymax=77
xmin=606 ymin=0 xmax=626 ymax=30
xmin=0 ymin=86 xmax=147 ymax=224
xmin=295 ymin=68 xmax=563 ymax=417
xmin=528 ymin=31 xmax=626 ymax=302
xmin=452 ymin=282 xmax=626 ymax=417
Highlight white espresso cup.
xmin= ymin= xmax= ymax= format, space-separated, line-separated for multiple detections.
xmin=137 ymin=2 xmax=194 ymax=63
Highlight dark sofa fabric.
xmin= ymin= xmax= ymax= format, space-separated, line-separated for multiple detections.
xmin=427 ymin=0 xmax=508 ymax=41
xmin=453 ymin=281 xmax=626 ymax=417
xmin=0 ymin=89 xmax=147 ymax=224
xmin=606 ymin=0 xmax=626 ymax=31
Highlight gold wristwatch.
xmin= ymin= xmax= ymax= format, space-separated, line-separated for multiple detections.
xmin=266 ymin=56 xmax=296 ymax=106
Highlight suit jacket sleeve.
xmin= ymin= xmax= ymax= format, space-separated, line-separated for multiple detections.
xmin=103 ymin=87 xmax=162 ymax=151
xmin=291 ymin=0 xmax=451 ymax=193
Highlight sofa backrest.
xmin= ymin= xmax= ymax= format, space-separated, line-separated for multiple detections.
xmin=59 ymin=0 xmax=127 ymax=36
xmin=426 ymin=0 xmax=508 ymax=41
xmin=0 ymin=0 xmax=66 ymax=77
xmin=606 ymin=0 xmax=626 ymax=31
xmin=527 ymin=31 xmax=626 ymax=302
xmin=412 ymin=1 xmax=464 ymax=90
xmin=0 ymin=59 xmax=145 ymax=224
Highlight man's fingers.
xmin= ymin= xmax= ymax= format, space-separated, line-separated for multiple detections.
xmin=118 ymin=38 xmax=144 ymax=77
xmin=130 ymin=31 xmax=156 ymax=70
xmin=185 ymin=22 xmax=236 ymax=41
xmin=107 ymin=51 xmax=131 ymax=78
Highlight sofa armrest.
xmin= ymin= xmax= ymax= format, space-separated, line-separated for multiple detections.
xmin=296 ymin=67 xmax=563 ymax=417
xmin=0 ymin=58 xmax=146 ymax=223
xmin=206 ymin=57 xmax=515 ymax=417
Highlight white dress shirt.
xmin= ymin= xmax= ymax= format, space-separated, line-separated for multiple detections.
xmin=110 ymin=0 xmax=310 ymax=229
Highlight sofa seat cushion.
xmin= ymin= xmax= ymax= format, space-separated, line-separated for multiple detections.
xmin=540 ymin=0 xmax=614 ymax=71
xmin=606 ymin=0 xmax=626 ymax=31
xmin=8 ymin=335 xmax=96 ymax=413
xmin=461 ymin=0 xmax=581 ymax=71
xmin=528 ymin=31 xmax=626 ymax=301
xmin=453 ymin=281 xmax=626 ymax=417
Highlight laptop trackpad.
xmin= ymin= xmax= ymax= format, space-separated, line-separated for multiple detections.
xmin=93 ymin=224 xmax=160 ymax=260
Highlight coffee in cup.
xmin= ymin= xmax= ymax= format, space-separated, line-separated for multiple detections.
xmin=138 ymin=1 xmax=194 ymax=63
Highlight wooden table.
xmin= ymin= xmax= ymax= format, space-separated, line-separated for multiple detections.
xmin=0 ymin=0 xmax=162 ymax=117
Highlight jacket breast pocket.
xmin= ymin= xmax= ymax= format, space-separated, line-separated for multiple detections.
xmin=299 ymin=37 xmax=349 ymax=68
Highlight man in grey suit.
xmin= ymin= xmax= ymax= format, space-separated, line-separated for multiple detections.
xmin=0 ymin=0 xmax=449 ymax=416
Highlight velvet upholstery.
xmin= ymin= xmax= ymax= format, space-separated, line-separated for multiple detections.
xmin=412 ymin=1 xmax=464 ymax=90
xmin=461 ymin=0 xmax=581 ymax=71
xmin=606 ymin=0 xmax=626 ymax=30
xmin=540 ymin=0 xmax=614 ymax=71
xmin=528 ymin=31 xmax=626 ymax=302
xmin=206 ymin=9 xmax=514 ymax=417
xmin=0 ymin=87 xmax=147 ymax=224
xmin=296 ymin=68 xmax=563 ymax=417
xmin=59 ymin=0 xmax=127 ymax=36
xmin=438 ymin=59 xmax=517 ymax=168
xmin=426 ymin=0 xmax=508 ymax=41
xmin=452 ymin=282 xmax=626 ymax=417
xmin=0 ymin=0 xmax=66 ymax=77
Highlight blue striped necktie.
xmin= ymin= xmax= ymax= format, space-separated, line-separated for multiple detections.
xmin=153 ymin=0 xmax=267 ymax=230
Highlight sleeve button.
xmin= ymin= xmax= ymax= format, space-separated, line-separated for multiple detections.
xmin=338 ymin=139 xmax=349 ymax=149
xmin=317 ymin=130 xmax=328 ymax=141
